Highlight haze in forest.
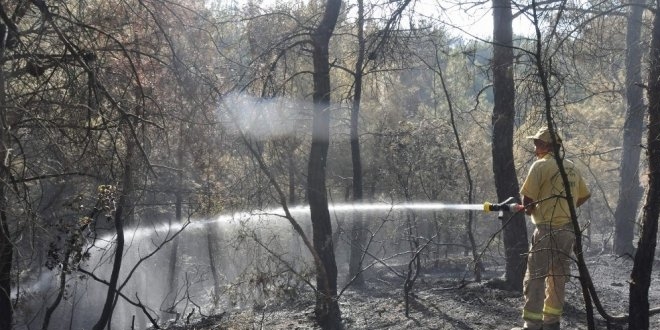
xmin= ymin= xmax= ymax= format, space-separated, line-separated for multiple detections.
xmin=1 ymin=0 xmax=658 ymax=330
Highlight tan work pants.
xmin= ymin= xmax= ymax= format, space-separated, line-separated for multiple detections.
xmin=522 ymin=224 xmax=575 ymax=330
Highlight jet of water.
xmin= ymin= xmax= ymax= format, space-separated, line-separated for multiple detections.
xmin=326 ymin=202 xmax=485 ymax=212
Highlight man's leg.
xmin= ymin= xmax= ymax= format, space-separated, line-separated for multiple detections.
xmin=543 ymin=271 xmax=566 ymax=325
xmin=543 ymin=227 xmax=575 ymax=327
xmin=521 ymin=227 xmax=551 ymax=330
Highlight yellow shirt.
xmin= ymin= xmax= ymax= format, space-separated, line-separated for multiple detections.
xmin=520 ymin=154 xmax=590 ymax=226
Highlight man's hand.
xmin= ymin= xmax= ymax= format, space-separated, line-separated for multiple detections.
xmin=522 ymin=195 xmax=535 ymax=216
xmin=524 ymin=204 xmax=535 ymax=216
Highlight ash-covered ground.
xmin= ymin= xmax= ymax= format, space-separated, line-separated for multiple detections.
xmin=161 ymin=254 xmax=659 ymax=329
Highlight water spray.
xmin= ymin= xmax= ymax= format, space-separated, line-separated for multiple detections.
xmin=482 ymin=197 xmax=524 ymax=213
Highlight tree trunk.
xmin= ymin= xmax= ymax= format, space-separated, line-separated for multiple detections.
xmin=204 ymin=160 xmax=222 ymax=307
xmin=207 ymin=227 xmax=222 ymax=306
xmin=92 ymin=147 xmax=132 ymax=330
xmin=308 ymin=0 xmax=342 ymax=328
xmin=164 ymin=136 xmax=184 ymax=319
xmin=288 ymin=150 xmax=297 ymax=204
xmin=347 ymin=0 xmax=366 ymax=286
xmin=41 ymin=250 xmax=72 ymax=330
xmin=614 ymin=0 xmax=645 ymax=256
xmin=0 ymin=24 xmax=13 ymax=330
xmin=0 ymin=143 xmax=11 ymax=329
xmin=491 ymin=0 xmax=527 ymax=291
xmin=628 ymin=1 xmax=660 ymax=327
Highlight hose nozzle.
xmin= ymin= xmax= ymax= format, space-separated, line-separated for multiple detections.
xmin=483 ymin=197 xmax=524 ymax=213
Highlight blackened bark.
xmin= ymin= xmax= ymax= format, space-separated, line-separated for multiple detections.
xmin=92 ymin=145 xmax=132 ymax=330
xmin=0 ymin=179 xmax=10 ymax=329
xmin=42 ymin=250 xmax=71 ymax=330
xmin=614 ymin=0 xmax=645 ymax=256
xmin=308 ymin=0 xmax=342 ymax=328
xmin=164 ymin=137 xmax=184 ymax=318
xmin=347 ymin=0 xmax=366 ymax=286
xmin=0 ymin=24 xmax=12 ymax=330
xmin=207 ymin=227 xmax=221 ymax=305
xmin=629 ymin=1 xmax=660 ymax=327
xmin=0 ymin=209 xmax=11 ymax=330
xmin=492 ymin=0 xmax=527 ymax=291
xmin=288 ymin=151 xmax=297 ymax=204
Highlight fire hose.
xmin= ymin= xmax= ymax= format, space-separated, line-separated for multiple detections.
xmin=483 ymin=196 xmax=525 ymax=213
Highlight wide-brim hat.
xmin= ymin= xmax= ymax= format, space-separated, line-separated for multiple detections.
xmin=527 ymin=127 xmax=562 ymax=144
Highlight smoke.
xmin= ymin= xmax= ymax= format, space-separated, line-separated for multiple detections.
xmin=220 ymin=93 xmax=312 ymax=139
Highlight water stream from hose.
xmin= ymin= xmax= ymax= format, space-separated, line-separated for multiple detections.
xmin=186 ymin=202 xmax=487 ymax=231
xmin=22 ymin=201 xmax=494 ymax=330
xmin=328 ymin=202 xmax=485 ymax=212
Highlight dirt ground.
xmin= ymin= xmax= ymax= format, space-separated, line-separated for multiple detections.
xmin=163 ymin=254 xmax=659 ymax=330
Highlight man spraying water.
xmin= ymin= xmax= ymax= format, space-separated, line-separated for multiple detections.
xmin=512 ymin=127 xmax=591 ymax=330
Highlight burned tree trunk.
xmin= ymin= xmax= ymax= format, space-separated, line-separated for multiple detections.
xmin=0 ymin=26 xmax=12 ymax=329
xmin=0 ymin=17 xmax=22 ymax=328
xmin=92 ymin=176 xmax=130 ymax=330
xmin=347 ymin=0 xmax=366 ymax=286
xmin=614 ymin=0 xmax=645 ymax=257
xmin=308 ymin=0 xmax=342 ymax=328
xmin=628 ymin=0 xmax=660 ymax=327
xmin=491 ymin=0 xmax=527 ymax=291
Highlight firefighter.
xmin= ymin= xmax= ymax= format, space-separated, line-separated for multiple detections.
xmin=512 ymin=127 xmax=591 ymax=330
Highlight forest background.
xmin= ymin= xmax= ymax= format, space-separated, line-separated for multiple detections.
xmin=0 ymin=0 xmax=659 ymax=329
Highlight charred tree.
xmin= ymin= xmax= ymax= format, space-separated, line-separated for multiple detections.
xmin=629 ymin=0 xmax=660 ymax=327
xmin=0 ymin=23 xmax=12 ymax=330
xmin=92 ymin=175 xmax=129 ymax=330
xmin=347 ymin=0 xmax=367 ymax=287
xmin=491 ymin=0 xmax=527 ymax=291
xmin=163 ymin=136 xmax=184 ymax=319
xmin=614 ymin=0 xmax=645 ymax=257
xmin=308 ymin=0 xmax=342 ymax=328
